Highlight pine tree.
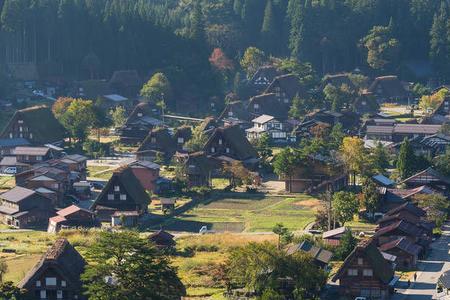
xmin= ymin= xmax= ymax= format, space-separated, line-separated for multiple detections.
xmin=190 ymin=2 xmax=205 ymax=42
xmin=261 ymin=0 xmax=277 ymax=53
xmin=397 ymin=138 xmax=416 ymax=179
xmin=287 ymin=0 xmax=305 ymax=59
xmin=233 ymin=0 xmax=243 ymax=16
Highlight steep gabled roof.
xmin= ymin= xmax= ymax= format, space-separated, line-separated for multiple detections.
xmin=1 ymin=106 xmax=66 ymax=144
xmin=374 ymin=220 xmax=425 ymax=238
xmin=266 ymin=74 xmax=306 ymax=99
xmin=286 ymin=241 xmax=332 ymax=264
xmin=332 ymin=239 xmax=394 ymax=284
xmin=137 ymin=128 xmax=176 ymax=155
xmin=218 ymin=101 xmax=250 ymax=121
xmin=19 ymin=238 xmax=86 ymax=290
xmin=367 ymin=76 xmax=408 ymax=98
xmin=94 ymin=167 xmax=150 ymax=207
xmin=249 ymin=93 xmax=289 ymax=119
xmin=401 ymin=167 xmax=450 ymax=186
xmin=204 ymin=125 xmax=258 ymax=160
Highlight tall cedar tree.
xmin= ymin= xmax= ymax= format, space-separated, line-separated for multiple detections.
xmin=397 ymin=138 xmax=416 ymax=179
xmin=429 ymin=3 xmax=450 ymax=79
xmin=261 ymin=0 xmax=277 ymax=54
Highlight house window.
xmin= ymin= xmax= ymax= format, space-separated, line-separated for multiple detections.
xmin=151 ymin=137 xmax=156 ymax=143
xmin=19 ymin=126 xmax=23 ymax=132
xmin=347 ymin=269 xmax=358 ymax=276
xmin=46 ymin=277 xmax=57 ymax=286
xmin=218 ymin=139 xmax=222 ymax=145
xmin=363 ymin=269 xmax=373 ymax=277
xmin=108 ymin=194 xmax=114 ymax=201
xmin=18 ymin=120 xmax=23 ymax=124
xmin=137 ymin=112 xmax=143 ymax=117
xmin=120 ymin=194 xmax=127 ymax=201
xmin=36 ymin=156 xmax=42 ymax=161
xmin=40 ymin=290 xmax=46 ymax=299
xmin=284 ymin=98 xmax=289 ymax=103
xmin=9 ymin=133 xmax=12 ymax=138
xmin=228 ymin=111 xmax=233 ymax=117
xmin=61 ymin=281 xmax=66 ymax=287
xmin=52 ymin=183 xmax=59 ymax=189
xmin=114 ymin=186 xmax=120 ymax=192
xmin=358 ymin=258 xmax=363 ymax=265
xmin=211 ymin=147 xmax=215 ymax=153
xmin=19 ymin=133 xmax=23 ymax=138
xmin=36 ymin=281 xmax=41 ymax=287
xmin=57 ymin=290 xmax=63 ymax=299
xmin=226 ymin=148 xmax=230 ymax=153
xmin=177 ymin=137 xmax=184 ymax=144
xmin=254 ymin=104 xmax=259 ymax=110
xmin=30 ymin=133 xmax=33 ymax=139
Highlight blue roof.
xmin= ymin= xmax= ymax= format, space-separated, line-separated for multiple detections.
xmin=372 ymin=174 xmax=395 ymax=186
xmin=0 ymin=138 xmax=30 ymax=147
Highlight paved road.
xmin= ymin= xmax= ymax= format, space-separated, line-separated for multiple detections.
xmin=392 ymin=223 xmax=450 ymax=300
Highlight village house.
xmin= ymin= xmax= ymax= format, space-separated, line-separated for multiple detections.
xmin=247 ymin=65 xmax=281 ymax=96
xmin=148 ymin=229 xmax=176 ymax=250
xmin=0 ymin=186 xmax=53 ymax=228
xmin=75 ymin=79 xmax=111 ymax=100
xmin=125 ymin=160 xmax=160 ymax=192
xmin=286 ymin=240 xmax=332 ymax=269
xmin=285 ymin=156 xmax=348 ymax=193
xmin=246 ymin=114 xmax=290 ymax=142
xmin=400 ymin=167 xmax=450 ymax=193
xmin=92 ymin=167 xmax=150 ymax=222
xmin=420 ymin=95 xmax=450 ymax=125
xmin=59 ymin=154 xmax=88 ymax=173
xmin=108 ymin=69 xmax=142 ymax=98
xmin=365 ymin=75 xmax=409 ymax=103
xmin=0 ymin=138 xmax=30 ymax=158
xmin=174 ymin=126 xmax=192 ymax=152
xmin=0 ymin=106 xmax=66 ymax=145
xmin=13 ymin=146 xmax=59 ymax=164
xmin=437 ymin=270 xmax=450 ymax=296
xmin=374 ymin=220 xmax=430 ymax=250
xmin=99 ymin=94 xmax=130 ymax=110
xmin=407 ymin=134 xmax=450 ymax=158
xmin=321 ymin=73 xmax=356 ymax=91
xmin=378 ymin=237 xmax=422 ymax=270
xmin=136 ymin=128 xmax=176 ymax=161
xmin=47 ymin=205 xmax=96 ymax=233
xmin=203 ymin=125 xmax=259 ymax=168
xmin=322 ymin=227 xmax=347 ymax=246
xmin=119 ymin=102 xmax=163 ymax=144
xmin=159 ymin=198 xmax=176 ymax=213
xmin=332 ymin=239 xmax=395 ymax=300
xmin=265 ymin=74 xmax=306 ymax=105
xmin=365 ymin=124 xmax=441 ymax=142
xmin=218 ymin=101 xmax=251 ymax=129
xmin=248 ymin=93 xmax=290 ymax=120
xmin=19 ymin=238 xmax=87 ymax=300
xmin=175 ymin=151 xmax=217 ymax=187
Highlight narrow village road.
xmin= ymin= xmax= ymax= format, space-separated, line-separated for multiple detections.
xmin=392 ymin=223 xmax=450 ymax=300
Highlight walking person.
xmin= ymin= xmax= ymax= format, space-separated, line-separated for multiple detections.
xmin=414 ymin=273 xmax=417 ymax=282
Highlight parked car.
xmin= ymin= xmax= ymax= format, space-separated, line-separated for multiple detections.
xmin=3 ymin=167 xmax=17 ymax=174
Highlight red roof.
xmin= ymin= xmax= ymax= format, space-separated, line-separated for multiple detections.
xmin=49 ymin=215 xmax=67 ymax=224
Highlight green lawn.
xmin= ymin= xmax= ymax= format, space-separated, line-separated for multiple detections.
xmin=0 ymin=176 xmax=15 ymax=191
xmin=86 ymin=165 xmax=115 ymax=180
xmin=169 ymin=194 xmax=317 ymax=232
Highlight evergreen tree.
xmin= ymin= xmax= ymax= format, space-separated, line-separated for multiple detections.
xmin=287 ymin=0 xmax=305 ymax=59
xmin=397 ymin=138 xmax=416 ymax=179
xmin=261 ymin=0 xmax=277 ymax=53
xmin=190 ymin=3 xmax=205 ymax=42
xmin=429 ymin=3 xmax=449 ymax=79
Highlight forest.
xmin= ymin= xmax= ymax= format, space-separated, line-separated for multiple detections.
xmin=0 ymin=0 xmax=449 ymax=108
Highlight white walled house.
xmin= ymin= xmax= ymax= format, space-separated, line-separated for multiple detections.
xmin=246 ymin=114 xmax=288 ymax=141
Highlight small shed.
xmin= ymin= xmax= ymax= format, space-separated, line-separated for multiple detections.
xmin=322 ymin=227 xmax=347 ymax=246
xmin=159 ymin=198 xmax=176 ymax=213
xmin=149 ymin=230 xmax=176 ymax=249
xmin=111 ymin=211 xmax=139 ymax=227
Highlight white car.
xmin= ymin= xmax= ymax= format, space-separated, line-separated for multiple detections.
xmin=3 ymin=167 xmax=17 ymax=174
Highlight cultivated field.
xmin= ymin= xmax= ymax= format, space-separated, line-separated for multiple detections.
xmin=163 ymin=194 xmax=319 ymax=233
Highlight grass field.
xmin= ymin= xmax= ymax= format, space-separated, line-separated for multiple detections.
xmin=86 ymin=165 xmax=116 ymax=180
xmin=0 ymin=176 xmax=15 ymax=192
xmin=165 ymin=194 xmax=318 ymax=233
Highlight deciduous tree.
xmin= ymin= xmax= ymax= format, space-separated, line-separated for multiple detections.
xmin=140 ymin=73 xmax=172 ymax=105
xmin=240 ymin=47 xmax=266 ymax=79
xmin=332 ymin=191 xmax=358 ymax=225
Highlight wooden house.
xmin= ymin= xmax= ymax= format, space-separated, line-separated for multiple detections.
xmin=0 ymin=138 xmax=30 ymax=158
xmin=149 ymin=230 xmax=176 ymax=249
xmin=378 ymin=237 xmax=421 ymax=270
xmin=203 ymin=125 xmax=259 ymax=168
xmin=332 ymin=239 xmax=395 ymax=300
xmin=92 ymin=167 xmax=150 ymax=222
xmin=247 ymin=65 xmax=281 ymax=96
xmin=174 ymin=126 xmax=192 ymax=151
xmin=47 ymin=205 xmax=96 ymax=233
xmin=400 ymin=167 xmax=450 ymax=192
xmin=13 ymin=146 xmax=58 ymax=164
xmin=265 ymin=74 xmax=306 ymax=106
xmin=285 ymin=241 xmax=332 ymax=269
xmin=0 ymin=106 xmax=66 ymax=145
xmin=136 ymin=128 xmax=176 ymax=161
xmin=159 ymin=198 xmax=176 ymax=213
xmin=246 ymin=114 xmax=289 ymax=142
xmin=420 ymin=95 xmax=450 ymax=125
xmin=366 ymin=124 xmax=441 ymax=142
xmin=125 ymin=160 xmax=160 ymax=192
xmin=109 ymin=70 xmax=142 ymax=98
xmin=18 ymin=238 xmax=86 ymax=300
xmin=176 ymin=151 xmax=217 ymax=187
xmin=0 ymin=186 xmax=53 ymax=228
xmin=218 ymin=101 xmax=251 ymax=129
xmin=374 ymin=220 xmax=429 ymax=247
xmin=365 ymin=76 xmax=409 ymax=103
xmin=322 ymin=227 xmax=347 ymax=246
xmin=248 ymin=93 xmax=290 ymax=120
xmin=119 ymin=102 xmax=163 ymax=144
